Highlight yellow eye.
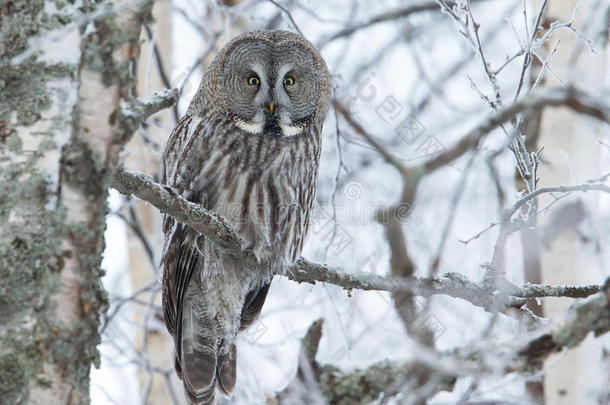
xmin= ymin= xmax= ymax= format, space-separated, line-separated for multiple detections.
xmin=283 ymin=77 xmax=294 ymax=86
xmin=248 ymin=76 xmax=260 ymax=85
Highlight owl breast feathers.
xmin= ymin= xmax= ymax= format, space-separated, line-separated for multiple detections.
xmin=160 ymin=30 xmax=330 ymax=404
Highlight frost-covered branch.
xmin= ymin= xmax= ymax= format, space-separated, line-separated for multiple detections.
xmin=290 ymin=260 xmax=600 ymax=306
xmin=336 ymin=86 xmax=609 ymax=184
xmin=118 ymin=88 xmax=178 ymax=142
xmin=277 ymin=285 xmax=610 ymax=404
xmin=318 ymin=0 xmax=487 ymax=47
xmin=424 ymin=85 xmax=610 ymax=173
xmin=111 ymin=170 xmax=602 ymax=310
xmin=111 ymin=169 xmax=248 ymax=260
xmin=512 ymin=283 xmax=610 ymax=371
xmin=276 ymin=319 xmax=456 ymax=404
xmin=333 ymin=102 xmax=420 ymax=336
xmin=334 ymin=84 xmax=609 ymax=347
xmin=506 ymin=180 xmax=610 ymax=219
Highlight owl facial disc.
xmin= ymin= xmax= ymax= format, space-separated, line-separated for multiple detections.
xmin=221 ymin=36 xmax=321 ymax=138
xmin=232 ymin=64 xmax=304 ymax=137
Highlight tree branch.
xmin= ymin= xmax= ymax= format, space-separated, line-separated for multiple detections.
xmin=333 ymin=101 xmax=407 ymax=174
xmin=512 ymin=281 xmax=610 ymax=371
xmin=289 ymin=260 xmax=599 ymax=308
xmin=118 ymin=88 xmax=178 ymax=141
xmin=111 ymin=169 xmax=251 ymax=262
xmin=336 ymin=86 xmax=609 ymax=186
xmin=110 ymin=170 xmax=602 ymax=311
xmin=506 ymin=181 xmax=610 ymax=219
xmin=277 ymin=285 xmax=610 ymax=403
xmin=112 ymin=164 xmax=608 ymax=404
xmin=318 ymin=1 xmax=489 ymax=48
xmin=424 ymin=86 xmax=610 ymax=173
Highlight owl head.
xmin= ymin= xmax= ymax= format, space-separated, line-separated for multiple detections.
xmin=189 ymin=30 xmax=331 ymax=138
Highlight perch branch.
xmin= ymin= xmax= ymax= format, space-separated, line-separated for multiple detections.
xmin=110 ymin=170 xmax=602 ymax=310
xmin=111 ymin=169 xmax=252 ymax=262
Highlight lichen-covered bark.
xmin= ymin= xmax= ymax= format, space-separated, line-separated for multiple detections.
xmin=0 ymin=1 xmax=151 ymax=403
xmin=276 ymin=319 xmax=456 ymax=405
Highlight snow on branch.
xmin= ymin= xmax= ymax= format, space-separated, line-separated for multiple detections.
xmin=335 ymin=86 xmax=610 ymax=182
xmin=111 ymin=169 xmax=601 ymax=310
xmin=279 ymin=284 xmax=610 ymax=404
xmin=111 ymin=169 xmax=248 ymax=260
xmin=513 ymin=283 xmax=610 ymax=371
xmin=423 ymin=85 xmax=610 ymax=173
xmin=318 ymin=0 xmax=488 ymax=48
xmin=117 ymin=88 xmax=178 ymax=143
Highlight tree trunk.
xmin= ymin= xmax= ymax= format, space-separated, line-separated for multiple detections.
xmin=125 ymin=0 xmax=176 ymax=402
xmin=531 ymin=0 xmax=609 ymax=404
xmin=0 ymin=1 xmax=151 ymax=403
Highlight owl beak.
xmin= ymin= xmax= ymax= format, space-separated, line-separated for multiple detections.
xmin=268 ymin=103 xmax=275 ymax=114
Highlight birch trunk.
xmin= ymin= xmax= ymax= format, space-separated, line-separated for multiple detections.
xmin=531 ymin=0 xmax=609 ymax=403
xmin=0 ymin=1 xmax=151 ymax=403
xmin=124 ymin=0 xmax=176 ymax=402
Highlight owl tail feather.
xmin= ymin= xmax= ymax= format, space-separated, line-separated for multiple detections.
xmin=216 ymin=339 xmax=237 ymax=396
xmin=180 ymin=299 xmax=219 ymax=405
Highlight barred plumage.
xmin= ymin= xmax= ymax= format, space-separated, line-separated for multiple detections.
xmin=161 ymin=30 xmax=330 ymax=404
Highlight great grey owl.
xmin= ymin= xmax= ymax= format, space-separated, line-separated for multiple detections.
xmin=161 ymin=30 xmax=331 ymax=404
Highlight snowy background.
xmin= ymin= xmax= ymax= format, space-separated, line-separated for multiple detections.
xmin=91 ymin=0 xmax=610 ymax=404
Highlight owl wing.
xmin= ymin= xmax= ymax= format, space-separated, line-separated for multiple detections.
xmin=162 ymin=114 xmax=218 ymax=356
xmin=161 ymin=115 xmax=198 ymax=341
xmin=239 ymin=282 xmax=271 ymax=331
xmin=162 ymin=115 xmax=224 ymax=404
xmin=163 ymin=115 xmax=256 ymax=403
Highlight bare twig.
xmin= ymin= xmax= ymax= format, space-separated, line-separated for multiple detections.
xmin=142 ymin=24 xmax=179 ymax=123
xmin=333 ymin=101 xmax=407 ymax=173
xmin=506 ymin=180 xmax=610 ymax=219
xmin=512 ymin=0 xmax=548 ymax=103
xmin=119 ymin=88 xmax=179 ymax=143
xmin=318 ymin=2 xmax=442 ymax=47
xmin=424 ymin=85 xmax=610 ymax=173
xmin=276 ymin=285 xmax=610 ymax=403
xmin=267 ymin=0 xmax=304 ymax=36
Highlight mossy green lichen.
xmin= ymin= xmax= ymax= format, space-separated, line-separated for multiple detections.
xmin=0 ymin=354 xmax=26 ymax=404
xmin=0 ymin=59 xmax=51 ymax=125
xmin=1 ymin=0 xmax=149 ymax=402
xmin=0 ymin=0 xmax=76 ymax=126
xmin=80 ymin=18 xmax=132 ymax=87
xmin=315 ymin=360 xmax=457 ymax=404
xmin=0 ymin=0 xmax=45 ymax=58
xmin=318 ymin=361 xmax=401 ymax=405
xmin=0 ymin=60 xmax=75 ymax=125
xmin=79 ymin=1 xmax=153 ymax=88
xmin=4 ymin=131 xmax=23 ymax=153
xmin=0 ymin=174 xmax=64 ymax=404
xmin=0 ymin=158 xmax=109 ymax=403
